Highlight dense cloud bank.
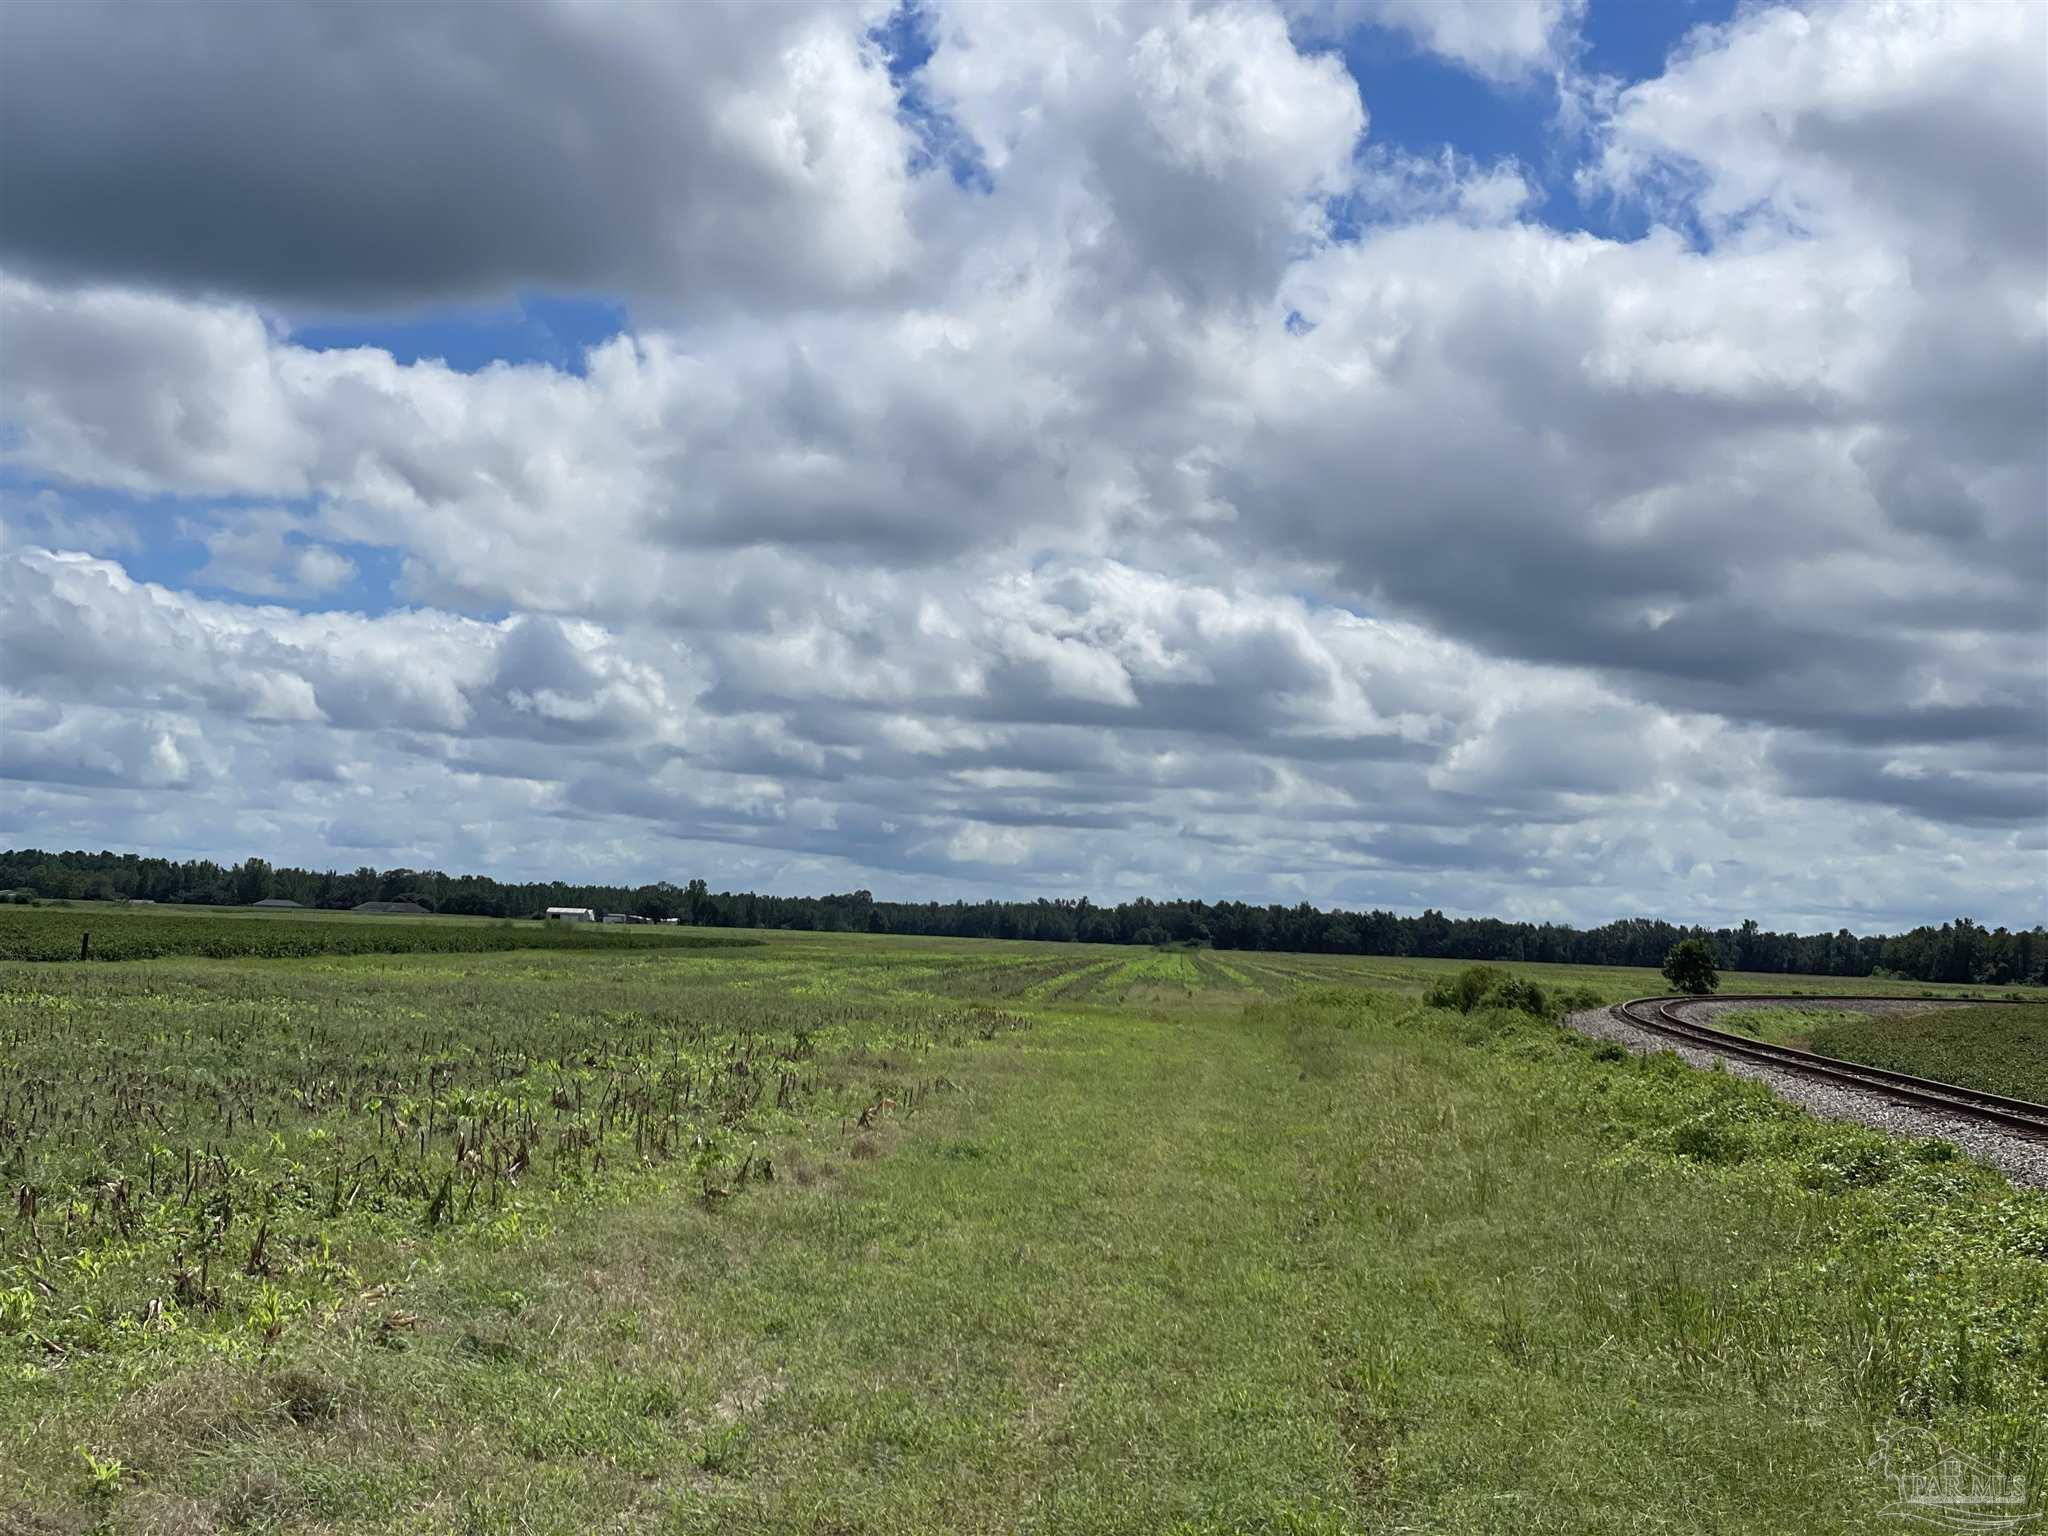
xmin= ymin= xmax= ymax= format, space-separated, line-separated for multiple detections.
xmin=1 ymin=0 xmax=2042 ymax=929
xmin=5 ymin=848 xmax=2040 ymax=987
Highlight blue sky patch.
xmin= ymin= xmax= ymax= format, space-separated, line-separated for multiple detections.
xmin=1578 ymin=0 xmax=1733 ymax=82
xmin=292 ymin=293 xmax=627 ymax=376
xmin=1320 ymin=0 xmax=1736 ymax=241
xmin=870 ymin=2 xmax=992 ymax=194
xmin=2 ymin=473 xmax=405 ymax=615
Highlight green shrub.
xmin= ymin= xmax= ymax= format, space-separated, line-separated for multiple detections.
xmin=1479 ymin=976 xmax=1548 ymax=1017
xmin=1425 ymin=964 xmax=1557 ymax=1020
xmin=1667 ymin=1110 xmax=1751 ymax=1166
xmin=1423 ymin=964 xmax=1506 ymax=1013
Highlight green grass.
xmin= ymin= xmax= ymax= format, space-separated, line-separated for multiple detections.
xmin=1712 ymin=1005 xmax=1853 ymax=1047
xmin=1809 ymin=1003 xmax=2048 ymax=1104
xmin=4 ymin=937 xmax=2046 ymax=1531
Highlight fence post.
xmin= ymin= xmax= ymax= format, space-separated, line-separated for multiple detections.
xmin=81 ymin=931 xmax=91 ymax=960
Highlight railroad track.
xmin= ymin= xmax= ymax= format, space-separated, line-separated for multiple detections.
xmin=1611 ymin=995 xmax=2048 ymax=1139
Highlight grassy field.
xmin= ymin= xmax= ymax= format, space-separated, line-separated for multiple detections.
xmin=1713 ymin=1005 xmax=1862 ymax=1048
xmin=4 ymin=935 xmax=2046 ymax=1532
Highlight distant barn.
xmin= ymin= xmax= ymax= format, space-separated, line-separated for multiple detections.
xmin=545 ymin=907 xmax=598 ymax=923
xmin=352 ymin=900 xmax=429 ymax=915
xmin=252 ymin=898 xmax=303 ymax=908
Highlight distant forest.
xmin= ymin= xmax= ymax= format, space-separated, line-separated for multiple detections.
xmin=2 ymin=847 xmax=2042 ymax=986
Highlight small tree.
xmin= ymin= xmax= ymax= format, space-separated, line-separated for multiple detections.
xmin=233 ymin=857 xmax=272 ymax=906
xmin=1662 ymin=938 xmax=1719 ymax=995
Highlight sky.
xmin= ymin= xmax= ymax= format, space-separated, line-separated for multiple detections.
xmin=1 ymin=0 xmax=2044 ymax=933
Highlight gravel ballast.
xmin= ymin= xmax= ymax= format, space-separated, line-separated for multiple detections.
xmin=1562 ymin=1001 xmax=2048 ymax=1189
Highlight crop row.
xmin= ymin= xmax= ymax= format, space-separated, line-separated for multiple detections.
xmin=0 ymin=908 xmax=761 ymax=962
xmin=1811 ymin=1002 xmax=2048 ymax=1103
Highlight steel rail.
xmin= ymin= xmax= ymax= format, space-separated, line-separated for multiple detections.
xmin=1610 ymin=994 xmax=2048 ymax=1139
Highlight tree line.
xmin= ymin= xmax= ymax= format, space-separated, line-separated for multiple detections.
xmin=2 ymin=847 xmax=2041 ymax=986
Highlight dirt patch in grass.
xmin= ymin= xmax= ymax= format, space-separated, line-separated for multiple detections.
xmin=779 ymin=1149 xmax=837 ymax=1187
xmin=110 ymin=1491 xmax=220 ymax=1535
xmin=0 ymin=1502 xmax=96 ymax=1536
xmin=712 ymin=1369 xmax=787 ymax=1426
xmin=103 ymin=1359 xmax=268 ymax=1463
xmin=268 ymin=1368 xmax=349 ymax=1427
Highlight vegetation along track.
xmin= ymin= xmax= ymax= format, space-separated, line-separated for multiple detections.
xmin=1614 ymin=995 xmax=2048 ymax=1138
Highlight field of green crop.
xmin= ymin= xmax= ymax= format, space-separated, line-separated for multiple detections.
xmin=1807 ymin=1003 xmax=2048 ymax=1103
xmin=0 ymin=905 xmax=759 ymax=961
xmin=1708 ymin=1002 xmax=2048 ymax=1102
xmin=4 ymin=935 xmax=2045 ymax=1532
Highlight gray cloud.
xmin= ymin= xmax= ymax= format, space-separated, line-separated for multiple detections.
xmin=0 ymin=0 xmax=917 ymax=312
xmin=1768 ymin=741 xmax=2048 ymax=830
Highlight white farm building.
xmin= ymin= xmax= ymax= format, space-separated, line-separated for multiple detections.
xmin=545 ymin=907 xmax=598 ymax=923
